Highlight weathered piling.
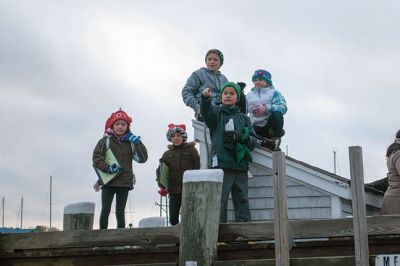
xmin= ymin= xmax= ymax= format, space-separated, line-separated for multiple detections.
xmin=273 ymin=151 xmax=290 ymax=266
xmin=179 ymin=169 xmax=224 ymax=266
xmin=349 ymin=146 xmax=370 ymax=266
xmin=63 ymin=202 xmax=95 ymax=231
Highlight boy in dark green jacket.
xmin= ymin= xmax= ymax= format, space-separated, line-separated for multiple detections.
xmin=200 ymin=82 xmax=257 ymax=223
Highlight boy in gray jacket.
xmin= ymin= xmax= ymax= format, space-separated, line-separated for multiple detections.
xmin=182 ymin=49 xmax=228 ymax=121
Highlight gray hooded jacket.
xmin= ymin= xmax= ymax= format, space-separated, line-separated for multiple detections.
xmin=182 ymin=67 xmax=228 ymax=114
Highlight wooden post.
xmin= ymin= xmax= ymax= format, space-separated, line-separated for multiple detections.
xmin=179 ymin=169 xmax=224 ymax=266
xmin=349 ymin=146 xmax=370 ymax=266
xmin=273 ymin=151 xmax=290 ymax=266
xmin=63 ymin=202 xmax=95 ymax=231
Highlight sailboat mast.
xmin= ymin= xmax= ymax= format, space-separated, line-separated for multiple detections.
xmin=50 ymin=175 xmax=52 ymax=230
xmin=20 ymin=197 xmax=23 ymax=229
xmin=1 ymin=197 xmax=4 ymax=227
xmin=333 ymin=151 xmax=337 ymax=174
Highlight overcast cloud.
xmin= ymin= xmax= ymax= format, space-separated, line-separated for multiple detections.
xmin=0 ymin=0 xmax=399 ymax=229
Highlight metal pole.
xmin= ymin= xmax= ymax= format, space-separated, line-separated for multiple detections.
xmin=333 ymin=151 xmax=337 ymax=174
xmin=166 ymin=195 xmax=169 ymax=226
xmin=50 ymin=175 xmax=52 ymax=230
xmin=2 ymin=197 xmax=4 ymax=227
xmin=20 ymin=197 xmax=23 ymax=229
xmin=159 ymin=195 xmax=162 ymax=217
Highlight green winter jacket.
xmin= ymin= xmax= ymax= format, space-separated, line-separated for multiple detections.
xmin=93 ymin=135 xmax=148 ymax=190
xmin=200 ymin=95 xmax=257 ymax=171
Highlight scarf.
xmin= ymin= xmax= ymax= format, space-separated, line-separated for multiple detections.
xmin=235 ymin=127 xmax=253 ymax=164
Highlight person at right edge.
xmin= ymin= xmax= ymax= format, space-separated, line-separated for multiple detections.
xmin=246 ymin=69 xmax=287 ymax=151
xmin=381 ymin=129 xmax=400 ymax=214
xmin=201 ymin=82 xmax=277 ymax=223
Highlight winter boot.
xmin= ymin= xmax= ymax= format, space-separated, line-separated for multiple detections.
xmin=261 ymin=137 xmax=281 ymax=151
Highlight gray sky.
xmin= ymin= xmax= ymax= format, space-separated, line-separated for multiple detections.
xmin=0 ymin=0 xmax=399 ymax=229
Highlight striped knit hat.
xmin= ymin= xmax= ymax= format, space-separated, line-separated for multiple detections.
xmin=166 ymin=123 xmax=187 ymax=141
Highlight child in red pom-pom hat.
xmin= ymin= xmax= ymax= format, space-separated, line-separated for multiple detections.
xmin=93 ymin=108 xmax=148 ymax=229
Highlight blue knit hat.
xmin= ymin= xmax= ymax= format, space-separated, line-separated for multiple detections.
xmin=252 ymin=69 xmax=272 ymax=85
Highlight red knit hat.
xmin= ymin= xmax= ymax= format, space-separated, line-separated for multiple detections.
xmin=166 ymin=123 xmax=187 ymax=141
xmin=104 ymin=108 xmax=132 ymax=133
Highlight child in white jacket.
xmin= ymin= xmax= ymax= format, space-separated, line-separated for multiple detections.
xmin=246 ymin=69 xmax=287 ymax=148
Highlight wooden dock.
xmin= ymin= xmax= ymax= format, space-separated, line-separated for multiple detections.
xmin=1 ymin=146 xmax=396 ymax=265
xmin=1 ymin=215 xmax=400 ymax=265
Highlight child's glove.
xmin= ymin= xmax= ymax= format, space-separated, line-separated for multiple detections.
xmin=224 ymin=130 xmax=243 ymax=150
xmin=237 ymin=82 xmax=246 ymax=91
xmin=123 ymin=132 xmax=141 ymax=144
xmin=252 ymin=104 xmax=267 ymax=117
xmin=93 ymin=181 xmax=102 ymax=192
xmin=108 ymin=163 xmax=124 ymax=174
xmin=224 ymin=130 xmax=242 ymax=144
xmin=158 ymin=187 xmax=168 ymax=196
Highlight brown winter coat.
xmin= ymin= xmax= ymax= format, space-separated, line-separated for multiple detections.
xmin=156 ymin=142 xmax=200 ymax=194
xmin=381 ymin=150 xmax=400 ymax=214
xmin=93 ymin=136 xmax=148 ymax=190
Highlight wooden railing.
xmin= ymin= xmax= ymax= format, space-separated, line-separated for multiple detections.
xmin=1 ymin=148 xmax=398 ymax=266
xmin=1 ymin=216 xmax=400 ymax=264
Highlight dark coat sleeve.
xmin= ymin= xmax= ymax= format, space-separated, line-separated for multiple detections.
xmin=192 ymin=146 xmax=201 ymax=170
xmin=155 ymin=158 xmax=163 ymax=188
xmin=92 ymin=138 xmax=109 ymax=172
xmin=200 ymin=95 xmax=218 ymax=129
xmin=132 ymin=141 xmax=148 ymax=163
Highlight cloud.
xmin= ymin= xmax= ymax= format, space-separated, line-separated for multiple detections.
xmin=1 ymin=0 xmax=399 ymax=229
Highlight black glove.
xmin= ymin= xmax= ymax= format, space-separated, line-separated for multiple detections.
xmin=237 ymin=82 xmax=246 ymax=91
xmin=224 ymin=130 xmax=242 ymax=144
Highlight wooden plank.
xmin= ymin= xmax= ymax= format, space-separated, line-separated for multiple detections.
xmin=0 ymin=226 xmax=180 ymax=251
xmin=2 ymin=215 xmax=400 ymax=251
xmin=2 ymin=237 xmax=400 ymax=264
xmin=218 ymin=215 xmax=400 ymax=242
xmin=349 ymin=146 xmax=370 ymax=266
xmin=273 ymin=151 xmax=290 ymax=266
xmin=215 ymin=256 xmax=373 ymax=266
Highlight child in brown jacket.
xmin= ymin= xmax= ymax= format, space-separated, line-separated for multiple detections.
xmin=93 ymin=109 xmax=148 ymax=229
xmin=156 ymin=124 xmax=200 ymax=225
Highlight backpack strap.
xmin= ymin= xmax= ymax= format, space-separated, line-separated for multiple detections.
xmin=105 ymin=136 xmax=110 ymax=150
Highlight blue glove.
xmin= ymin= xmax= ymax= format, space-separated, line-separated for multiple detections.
xmin=123 ymin=132 xmax=141 ymax=144
xmin=108 ymin=163 xmax=124 ymax=174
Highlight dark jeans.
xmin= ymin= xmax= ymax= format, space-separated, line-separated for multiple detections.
xmin=254 ymin=111 xmax=284 ymax=139
xmin=169 ymin=193 xmax=182 ymax=225
xmin=100 ymin=186 xmax=129 ymax=229
xmin=220 ymin=169 xmax=251 ymax=223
